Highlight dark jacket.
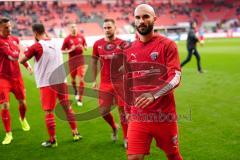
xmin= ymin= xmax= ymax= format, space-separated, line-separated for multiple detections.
xmin=187 ymin=28 xmax=199 ymax=49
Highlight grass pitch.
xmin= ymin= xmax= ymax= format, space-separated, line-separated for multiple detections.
xmin=0 ymin=38 xmax=239 ymax=160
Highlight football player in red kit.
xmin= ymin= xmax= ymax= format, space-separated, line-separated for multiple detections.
xmin=124 ymin=4 xmax=183 ymax=160
xmin=0 ymin=17 xmax=32 ymax=145
xmin=62 ymin=23 xmax=87 ymax=106
xmin=91 ymin=19 xmax=128 ymax=148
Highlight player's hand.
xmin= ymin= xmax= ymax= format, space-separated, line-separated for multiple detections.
xmin=70 ymin=45 xmax=77 ymax=52
xmin=27 ymin=66 xmax=33 ymax=75
xmin=92 ymin=81 xmax=98 ymax=90
xmin=76 ymin=44 xmax=83 ymax=49
xmin=8 ymin=55 xmax=18 ymax=61
xmin=125 ymin=113 xmax=130 ymax=123
xmin=135 ymin=93 xmax=154 ymax=109
xmin=118 ymin=65 xmax=124 ymax=73
xmin=200 ymin=41 xmax=204 ymax=46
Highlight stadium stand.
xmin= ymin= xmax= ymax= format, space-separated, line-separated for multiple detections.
xmin=0 ymin=0 xmax=239 ymax=39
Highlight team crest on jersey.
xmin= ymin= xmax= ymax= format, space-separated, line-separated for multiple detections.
xmin=129 ymin=53 xmax=137 ymax=62
xmin=150 ymin=52 xmax=159 ymax=61
xmin=78 ymin=38 xmax=82 ymax=42
xmin=13 ymin=41 xmax=17 ymax=45
xmin=104 ymin=43 xmax=116 ymax=51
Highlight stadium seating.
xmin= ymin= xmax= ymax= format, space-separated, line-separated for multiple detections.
xmin=0 ymin=0 xmax=239 ymax=38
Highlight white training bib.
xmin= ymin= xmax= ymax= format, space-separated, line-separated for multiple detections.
xmin=34 ymin=39 xmax=66 ymax=88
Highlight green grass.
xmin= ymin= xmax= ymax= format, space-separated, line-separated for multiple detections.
xmin=0 ymin=38 xmax=239 ymax=160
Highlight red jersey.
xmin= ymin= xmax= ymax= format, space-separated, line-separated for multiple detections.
xmin=62 ymin=34 xmax=87 ymax=58
xmin=0 ymin=35 xmax=22 ymax=79
xmin=92 ymin=38 xmax=124 ymax=84
xmin=24 ymin=42 xmax=43 ymax=61
xmin=124 ymin=35 xmax=181 ymax=122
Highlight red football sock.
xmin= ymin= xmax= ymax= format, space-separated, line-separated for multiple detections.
xmin=1 ymin=109 xmax=11 ymax=133
xmin=120 ymin=112 xmax=128 ymax=139
xmin=121 ymin=122 xmax=128 ymax=139
xmin=78 ymin=81 xmax=84 ymax=101
xmin=64 ymin=107 xmax=77 ymax=131
xmin=19 ymin=103 xmax=27 ymax=120
xmin=167 ymin=153 xmax=183 ymax=160
xmin=103 ymin=113 xmax=117 ymax=130
xmin=72 ymin=80 xmax=77 ymax=95
xmin=118 ymin=108 xmax=128 ymax=139
xmin=45 ymin=113 xmax=56 ymax=141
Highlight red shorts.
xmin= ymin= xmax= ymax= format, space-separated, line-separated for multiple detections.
xmin=127 ymin=122 xmax=181 ymax=156
xmin=69 ymin=56 xmax=85 ymax=78
xmin=69 ymin=65 xmax=85 ymax=78
xmin=99 ymin=83 xmax=124 ymax=107
xmin=0 ymin=78 xmax=25 ymax=104
xmin=40 ymin=83 xmax=70 ymax=111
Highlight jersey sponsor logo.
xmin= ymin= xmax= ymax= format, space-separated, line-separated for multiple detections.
xmin=98 ymin=46 xmax=102 ymax=49
xmin=101 ymin=54 xmax=115 ymax=59
xmin=111 ymin=54 xmax=168 ymax=106
xmin=150 ymin=51 xmax=159 ymax=61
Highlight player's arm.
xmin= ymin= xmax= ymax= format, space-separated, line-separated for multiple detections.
xmin=91 ymin=57 xmax=98 ymax=89
xmin=62 ymin=46 xmax=77 ymax=54
xmin=0 ymin=41 xmax=19 ymax=60
xmin=61 ymin=38 xmax=76 ymax=54
xmin=135 ymin=42 xmax=181 ymax=108
xmin=18 ymin=44 xmax=33 ymax=74
xmin=19 ymin=45 xmax=34 ymax=63
xmin=19 ymin=52 xmax=33 ymax=75
xmin=19 ymin=43 xmax=42 ymax=74
xmin=22 ymin=61 xmax=33 ymax=75
xmin=82 ymin=37 xmax=87 ymax=51
xmin=91 ymin=42 xmax=99 ymax=89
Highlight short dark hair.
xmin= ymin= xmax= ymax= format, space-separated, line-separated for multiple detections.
xmin=104 ymin=18 xmax=115 ymax=24
xmin=32 ymin=23 xmax=45 ymax=34
xmin=0 ymin=17 xmax=10 ymax=25
xmin=190 ymin=21 xmax=197 ymax=28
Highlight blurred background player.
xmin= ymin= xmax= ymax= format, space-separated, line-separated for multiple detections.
xmin=0 ymin=17 xmax=32 ymax=145
xmin=91 ymin=19 xmax=128 ymax=147
xmin=198 ymin=27 xmax=205 ymax=45
xmin=62 ymin=23 xmax=87 ymax=106
xmin=181 ymin=21 xmax=203 ymax=73
xmin=19 ymin=23 xmax=81 ymax=147
xmin=124 ymin=4 xmax=183 ymax=160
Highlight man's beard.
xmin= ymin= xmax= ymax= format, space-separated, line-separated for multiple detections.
xmin=106 ymin=33 xmax=114 ymax=39
xmin=72 ymin=30 xmax=77 ymax=35
xmin=136 ymin=23 xmax=154 ymax=35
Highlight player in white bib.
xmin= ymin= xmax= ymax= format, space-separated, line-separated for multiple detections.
xmin=19 ymin=23 xmax=82 ymax=147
